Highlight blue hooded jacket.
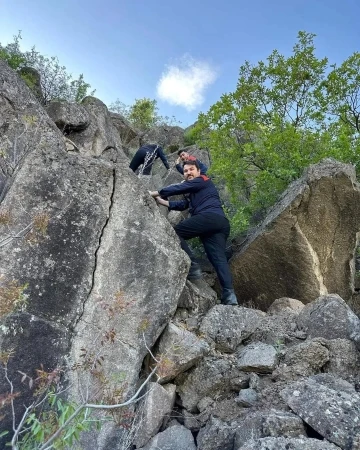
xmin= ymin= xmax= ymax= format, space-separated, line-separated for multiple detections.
xmin=159 ymin=175 xmax=225 ymax=217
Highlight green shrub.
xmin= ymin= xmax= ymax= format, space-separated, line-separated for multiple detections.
xmin=0 ymin=32 xmax=94 ymax=104
xmin=195 ymin=31 xmax=360 ymax=234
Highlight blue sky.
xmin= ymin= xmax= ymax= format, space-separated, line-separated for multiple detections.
xmin=0 ymin=0 xmax=359 ymax=127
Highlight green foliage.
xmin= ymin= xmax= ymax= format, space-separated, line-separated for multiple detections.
xmin=166 ymin=144 xmax=180 ymax=153
xmin=0 ymin=32 xmax=26 ymax=69
xmin=0 ymin=32 xmax=94 ymax=104
xmin=16 ymin=392 xmax=97 ymax=450
xmin=195 ymin=31 xmax=360 ymax=233
xmin=128 ymin=98 xmax=158 ymax=130
xmin=109 ymin=98 xmax=181 ymax=131
xmin=183 ymin=126 xmax=199 ymax=146
xmin=109 ymin=97 xmax=158 ymax=130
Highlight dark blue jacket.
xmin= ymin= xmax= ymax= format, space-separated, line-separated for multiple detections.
xmin=140 ymin=144 xmax=170 ymax=169
xmin=176 ymin=156 xmax=208 ymax=175
xmin=159 ymin=175 xmax=225 ymax=217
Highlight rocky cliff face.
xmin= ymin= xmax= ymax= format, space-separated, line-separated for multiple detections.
xmin=1 ymin=60 xmax=360 ymax=450
xmin=230 ymin=159 xmax=360 ymax=310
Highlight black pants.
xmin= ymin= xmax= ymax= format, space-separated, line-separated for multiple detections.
xmin=129 ymin=148 xmax=154 ymax=175
xmin=174 ymin=213 xmax=233 ymax=290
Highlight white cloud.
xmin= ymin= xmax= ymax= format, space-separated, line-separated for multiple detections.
xmin=156 ymin=55 xmax=217 ymax=111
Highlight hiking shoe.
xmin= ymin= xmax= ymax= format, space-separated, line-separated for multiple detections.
xmin=187 ymin=263 xmax=202 ymax=280
xmin=221 ymin=289 xmax=238 ymax=306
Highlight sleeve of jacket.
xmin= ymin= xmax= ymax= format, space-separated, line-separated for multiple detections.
xmin=199 ymin=160 xmax=208 ymax=175
xmin=168 ymin=199 xmax=189 ymax=211
xmin=175 ymin=163 xmax=184 ymax=175
xmin=157 ymin=147 xmax=170 ymax=169
xmin=159 ymin=178 xmax=204 ymax=197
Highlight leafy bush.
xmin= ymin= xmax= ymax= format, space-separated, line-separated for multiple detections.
xmin=0 ymin=32 xmax=94 ymax=104
xmin=195 ymin=31 xmax=360 ymax=233
xmin=183 ymin=127 xmax=198 ymax=146
xmin=109 ymin=98 xmax=180 ymax=131
xmin=166 ymin=144 xmax=180 ymax=153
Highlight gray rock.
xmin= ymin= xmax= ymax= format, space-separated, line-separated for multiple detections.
xmin=69 ymin=169 xmax=189 ymax=404
xmin=231 ymin=159 xmax=360 ymax=310
xmin=280 ymin=377 xmax=360 ymax=449
xmin=19 ymin=66 xmax=44 ymax=103
xmin=267 ymin=298 xmax=305 ymax=315
xmin=235 ymin=388 xmax=258 ymax=407
xmin=134 ymin=383 xmax=176 ymax=448
xmin=80 ymin=420 xmax=133 ymax=450
xmin=310 ymin=373 xmax=356 ymax=395
xmin=46 ymin=101 xmax=90 ymax=133
xmin=67 ymin=96 xmax=123 ymax=157
xmin=175 ymin=357 xmax=236 ymax=412
xmin=138 ymin=424 xmax=196 ymax=450
xmin=182 ymin=409 xmax=208 ymax=432
xmin=110 ymin=112 xmax=139 ymax=146
xmin=272 ymin=338 xmax=329 ymax=381
xmin=323 ymin=339 xmax=360 ymax=382
xmin=141 ymin=125 xmax=185 ymax=149
xmin=296 ymin=294 xmax=360 ymax=349
xmin=200 ymin=306 xmax=264 ymax=352
xmin=248 ymin=373 xmax=260 ymax=389
xmin=245 ymin=311 xmax=304 ymax=346
xmin=0 ymin=60 xmax=61 ymax=198
xmin=230 ymin=374 xmax=250 ymax=391
xmin=155 ymin=322 xmax=210 ymax=382
xmin=234 ymin=410 xmax=306 ymax=449
xmin=0 ymin=61 xmax=189 ymax=444
xmin=178 ymin=280 xmax=218 ymax=315
xmin=197 ymin=396 xmax=215 ymax=412
xmin=237 ymin=342 xmax=278 ymax=373
xmin=197 ymin=416 xmax=235 ymax=450
xmin=238 ymin=437 xmax=341 ymax=450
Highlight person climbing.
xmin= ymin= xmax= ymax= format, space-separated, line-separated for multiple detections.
xmin=175 ymin=149 xmax=208 ymax=175
xmin=129 ymin=143 xmax=170 ymax=175
xmin=149 ymin=160 xmax=238 ymax=306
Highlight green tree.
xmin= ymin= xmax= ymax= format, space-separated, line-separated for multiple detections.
xmin=0 ymin=33 xmax=94 ymax=104
xmin=195 ymin=31 xmax=360 ymax=232
xmin=110 ymin=97 xmax=159 ymax=130
xmin=0 ymin=32 xmax=26 ymax=69
xmin=128 ymin=98 xmax=158 ymax=129
xmin=109 ymin=98 xmax=180 ymax=131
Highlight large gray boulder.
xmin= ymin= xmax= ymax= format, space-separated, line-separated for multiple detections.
xmin=238 ymin=437 xmax=341 ymax=450
xmin=142 ymin=125 xmax=185 ymax=149
xmin=244 ymin=310 xmax=305 ymax=346
xmin=110 ymin=112 xmax=139 ymax=146
xmin=69 ymin=166 xmax=189 ymax=404
xmin=272 ymin=338 xmax=329 ymax=381
xmin=67 ymin=96 xmax=122 ymax=157
xmin=197 ymin=416 xmax=235 ymax=450
xmin=230 ymin=159 xmax=360 ymax=310
xmin=234 ymin=410 xmax=306 ymax=449
xmin=155 ymin=322 xmax=210 ymax=382
xmin=46 ymin=101 xmax=90 ymax=133
xmin=296 ymin=294 xmax=360 ymax=349
xmin=138 ymin=424 xmax=196 ymax=450
xmin=281 ymin=375 xmax=360 ymax=449
xmin=0 ymin=61 xmax=189 ymax=445
xmin=323 ymin=338 xmax=360 ymax=382
xmin=134 ymin=383 xmax=176 ymax=448
xmin=0 ymin=60 xmax=60 ymax=199
xmin=175 ymin=356 xmax=238 ymax=412
xmin=237 ymin=342 xmax=278 ymax=373
xmin=178 ymin=279 xmax=218 ymax=315
xmin=199 ymin=306 xmax=265 ymax=352
xmin=267 ymin=298 xmax=305 ymax=315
